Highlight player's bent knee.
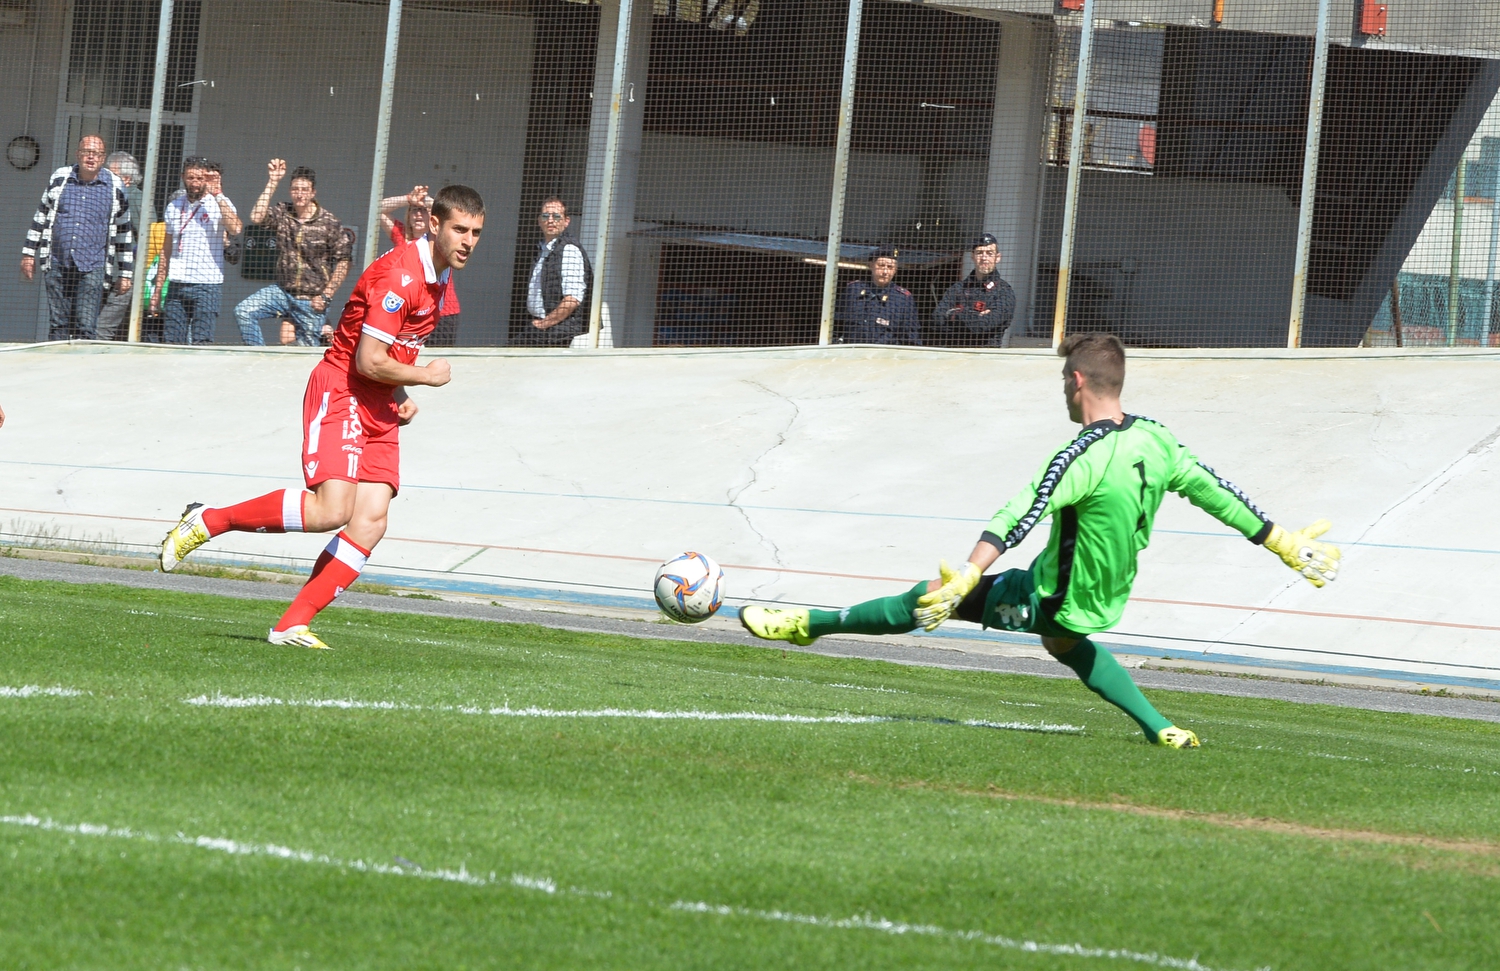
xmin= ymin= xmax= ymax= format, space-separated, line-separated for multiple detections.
xmin=1041 ymin=636 xmax=1081 ymax=657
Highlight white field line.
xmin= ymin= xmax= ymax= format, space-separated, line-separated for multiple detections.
xmin=1 ymin=812 xmax=1262 ymax=971
xmin=672 ymin=901 xmax=1269 ymax=971
xmin=0 ymin=685 xmax=87 ymax=698
xmin=181 ymin=693 xmax=1084 ymax=734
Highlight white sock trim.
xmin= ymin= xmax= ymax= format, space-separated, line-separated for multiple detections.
xmin=281 ymin=490 xmax=304 ymax=532
xmin=327 ymin=535 xmax=369 ymax=573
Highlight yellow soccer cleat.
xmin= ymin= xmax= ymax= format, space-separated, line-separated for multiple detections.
xmin=160 ymin=502 xmax=210 ymax=572
xmin=1157 ymin=726 xmax=1200 ymax=749
xmin=738 ymin=604 xmax=816 ymax=646
xmin=267 ymin=625 xmax=332 ymax=650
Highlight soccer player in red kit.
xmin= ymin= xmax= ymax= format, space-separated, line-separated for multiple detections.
xmin=159 ymin=184 xmax=485 ymax=649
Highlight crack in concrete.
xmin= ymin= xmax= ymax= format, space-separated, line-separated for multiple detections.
xmin=726 ymin=380 xmax=799 ymax=595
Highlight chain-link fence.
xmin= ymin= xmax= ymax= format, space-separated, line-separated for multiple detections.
xmin=5 ymin=0 xmax=1498 ymax=348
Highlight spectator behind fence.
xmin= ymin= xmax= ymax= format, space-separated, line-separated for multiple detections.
xmin=932 ymin=232 xmax=1016 ymax=348
xmin=152 ymin=157 xmax=243 ymax=344
xmin=380 ymin=184 xmax=461 ymax=347
xmin=836 ymin=245 xmax=920 ymax=345
xmin=234 ymin=159 xmax=351 ymax=346
xmin=20 ymin=135 xmax=134 ymax=340
xmin=95 ymin=151 xmax=142 ymax=341
xmin=521 ymin=197 xmax=591 ymax=347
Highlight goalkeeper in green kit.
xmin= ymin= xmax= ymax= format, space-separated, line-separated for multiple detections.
xmin=739 ymin=334 xmax=1341 ymax=747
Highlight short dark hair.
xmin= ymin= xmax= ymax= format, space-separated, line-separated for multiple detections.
xmin=181 ymin=155 xmax=211 ymax=174
xmin=1058 ymin=333 xmax=1126 ymax=396
xmin=290 ymin=166 xmax=316 ymax=188
xmin=539 ymin=196 xmax=568 ymax=217
xmin=431 ymin=184 xmax=485 ymax=220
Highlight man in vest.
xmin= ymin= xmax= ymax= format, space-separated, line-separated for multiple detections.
xmin=521 ymin=196 xmax=592 ymax=346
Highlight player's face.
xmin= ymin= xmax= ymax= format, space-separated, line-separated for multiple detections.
xmin=973 ymin=244 xmax=999 ymax=275
xmin=1063 ymin=367 xmax=1084 ymax=423
xmin=182 ymin=166 xmax=209 ymax=200
xmin=432 ymin=210 xmax=484 ymax=271
xmin=871 ymin=258 xmax=897 ymax=287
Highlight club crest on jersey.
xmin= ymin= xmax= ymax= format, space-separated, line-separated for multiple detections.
xmin=382 ymin=290 xmax=405 ymax=313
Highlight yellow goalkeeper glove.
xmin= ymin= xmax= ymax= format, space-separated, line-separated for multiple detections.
xmin=1264 ymin=520 xmax=1340 ymax=587
xmin=913 ymin=560 xmax=982 ymax=631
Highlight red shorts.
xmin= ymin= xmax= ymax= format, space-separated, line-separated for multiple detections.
xmin=301 ymin=361 xmax=402 ymax=494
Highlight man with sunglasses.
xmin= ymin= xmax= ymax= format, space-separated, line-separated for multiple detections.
xmin=152 ymin=157 xmax=243 ymax=344
xmin=519 ymin=197 xmax=591 ymax=347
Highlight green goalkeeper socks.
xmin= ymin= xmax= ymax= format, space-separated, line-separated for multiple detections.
xmin=1055 ymin=638 xmax=1172 ymax=739
xmin=807 ymin=582 xmax=926 ymax=638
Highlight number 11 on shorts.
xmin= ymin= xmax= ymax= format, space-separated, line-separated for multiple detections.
xmin=347 ymin=453 xmax=359 ymax=478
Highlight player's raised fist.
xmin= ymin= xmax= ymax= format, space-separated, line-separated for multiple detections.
xmin=424 ymin=359 xmax=452 ymax=387
xmin=267 ymin=158 xmax=287 ymax=181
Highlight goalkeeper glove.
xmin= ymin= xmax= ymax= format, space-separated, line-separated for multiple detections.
xmin=1264 ymin=520 xmax=1340 ymax=587
xmin=913 ymin=560 xmax=982 ymax=631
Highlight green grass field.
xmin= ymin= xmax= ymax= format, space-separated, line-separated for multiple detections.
xmin=1 ymin=575 xmax=1497 ymax=970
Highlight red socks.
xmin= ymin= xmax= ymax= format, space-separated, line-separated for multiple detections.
xmin=203 ymin=490 xmax=305 ymax=537
xmin=274 ymin=532 xmax=370 ymax=632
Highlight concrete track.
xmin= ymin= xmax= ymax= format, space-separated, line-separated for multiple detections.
xmin=3 ymin=341 xmax=1498 ymax=691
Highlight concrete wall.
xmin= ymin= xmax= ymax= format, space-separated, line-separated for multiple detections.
xmin=3 ymin=342 xmax=1499 ymax=690
xmin=0 ymin=1 xmax=67 ymax=342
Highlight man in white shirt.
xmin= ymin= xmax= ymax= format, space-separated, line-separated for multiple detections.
xmin=153 ymin=157 xmax=243 ymax=344
xmin=520 ymin=197 xmax=591 ymax=346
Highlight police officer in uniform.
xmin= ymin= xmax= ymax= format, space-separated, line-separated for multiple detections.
xmin=835 ymin=245 xmax=920 ymax=345
xmin=932 ymin=232 xmax=1015 ymax=347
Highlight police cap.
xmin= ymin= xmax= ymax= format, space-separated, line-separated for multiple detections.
xmin=871 ymin=245 xmax=899 ymax=262
xmin=970 ymin=232 xmax=999 ymax=250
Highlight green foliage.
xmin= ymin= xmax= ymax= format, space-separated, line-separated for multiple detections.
xmin=1 ymin=577 xmax=1496 ymax=969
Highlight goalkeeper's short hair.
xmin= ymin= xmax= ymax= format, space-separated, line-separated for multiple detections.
xmin=1059 ymin=333 xmax=1126 ymax=396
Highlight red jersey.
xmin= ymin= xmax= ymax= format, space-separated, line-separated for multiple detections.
xmin=323 ymin=235 xmax=450 ymax=395
xmin=390 ymin=222 xmax=460 ymax=314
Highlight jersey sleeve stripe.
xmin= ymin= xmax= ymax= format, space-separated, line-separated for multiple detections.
xmin=361 ymin=323 xmax=397 ymax=345
xmin=1194 ymin=459 xmax=1272 ymax=532
xmin=1000 ymin=425 xmax=1113 ymax=550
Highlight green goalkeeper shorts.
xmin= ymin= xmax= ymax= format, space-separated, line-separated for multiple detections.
xmin=955 ymin=568 xmax=1083 ymax=640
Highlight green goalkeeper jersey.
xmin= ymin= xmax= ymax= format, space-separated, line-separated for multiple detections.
xmin=980 ymin=415 xmax=1272 ymax=634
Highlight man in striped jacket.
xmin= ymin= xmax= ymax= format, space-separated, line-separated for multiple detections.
xmin=19 ymin=135 xmax=135 ymax=340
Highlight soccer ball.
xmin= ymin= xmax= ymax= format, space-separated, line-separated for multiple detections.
xmin=653 ymin=551 xmax=725 ymax=623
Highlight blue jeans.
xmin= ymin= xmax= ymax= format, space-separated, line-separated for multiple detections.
xmin=234 ymin=285 xmax=325 ymax=346
xmin=44 ymin=263 xmax=107 ymax=340
xmin=163 ymin=282 xmax=223 ymax=344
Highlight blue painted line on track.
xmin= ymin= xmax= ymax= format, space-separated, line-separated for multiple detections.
xmin=7 ymin=458 xmax=1499 ymax=557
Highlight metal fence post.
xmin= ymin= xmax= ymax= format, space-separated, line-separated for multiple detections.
xmin=364 ymin=0 xmax=403 ymax=270
xmin=587 ymin=0 xmax=635 ymax=350
xmin=1287 ymin=0 xmax=1331 ymax=349
xmin=1448 ymin=156 xmax=1466 ymax=347
xmin=127 ymin=0 xmax=175 ymax=343
xmin=1485 ymin=155 xmax=1500 ymax=347
xmin=1051 ymin=0 xmax=1096 ymax=350
xmin=817 ymin=0 xmax=863 ymax=347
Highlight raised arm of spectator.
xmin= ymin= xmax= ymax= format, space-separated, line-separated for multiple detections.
xmin=205 ymin=169 xmax=242 ymax=236
xmin=378 ymin=193 xmax=407 ymax=234
xmin=249 ymin=158 xmax=286 ymax=225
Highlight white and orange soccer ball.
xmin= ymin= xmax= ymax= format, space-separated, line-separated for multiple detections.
xmin=653 ymin=551 xmax=725 ymax=623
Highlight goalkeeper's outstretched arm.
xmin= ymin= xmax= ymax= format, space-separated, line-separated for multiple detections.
xmin=1168 ymin=448 xmax=1340 ymax=587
